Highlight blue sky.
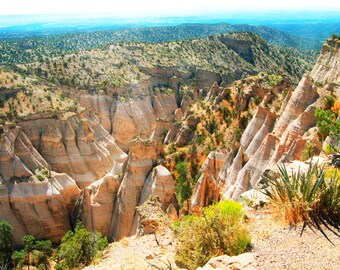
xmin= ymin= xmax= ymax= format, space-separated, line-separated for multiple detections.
xmin=1 ymin=0 xmax=340 ymax=16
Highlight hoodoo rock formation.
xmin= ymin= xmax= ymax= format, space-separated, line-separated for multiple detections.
xmin=111 ymin=140 xmax=165 ymax=240
xmin=192 ymin=36 xmax=339 ymax=203
xmin=0 ymin=126 xmax=80 ymax=244
xmin=17 ymin=112 xmax=127 ymax=188
xmin=191 ymin=151 xmax=227 ymax=211
xmin=0 ymin=100 xmax=171 ymax=244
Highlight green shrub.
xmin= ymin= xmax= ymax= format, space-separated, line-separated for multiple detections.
xmin=173 ymin=200 xmax=251 ymax=269
xmin=262 ymin=164 xmax=340 ymax=227
xmin=45 ymin=93 xmax=52 ymax=101
xmin=167 ymin=143 xmax=176 ymax=155
xmin=175 ymin=162 xmax=193 ymax=206
xmin=321 ymin=169 xmax=340 ymax=221
xmin=301 ymin=142 xmax=315 ymax=161
xmin=59 ymin=93 xmax=67 ymax=101
xmin=0 ymin=221 xmax=13 ymax=266
xmin=323 ymin=144 xmax=339 ymax=155
xmin=12 ymin=235 xmax=52 ymax=269
xmin=12 ymin=250 xmax=26 ymax=269
xmin=36 ymin=175 xmax=45 ymax=181
xmin=196 ymin=133 xmax=207 ymax=144
xmin=206 ymin=118 xmax=218 ymax=134
xmin=314 ymin=107 xmax=340 ymax=140
xmin=266 ymin=74 xmax=282 ymax=87
xmin=323 ymin=96 xmax=335 ymax=109
xmin=0 ymin=94 xmax=5 ymax=107
xmin=331 ymin=33 xmax=339 ymax=39
xmin=55 ymin=222 xmax=108 ymax=269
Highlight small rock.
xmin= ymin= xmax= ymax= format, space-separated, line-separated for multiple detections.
xmin=145 ymin=254 xmax=154 ymax=260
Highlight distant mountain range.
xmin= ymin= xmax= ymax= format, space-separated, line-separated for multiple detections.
xmin=0 ymin=11 xmax=339 ymax=41
xmin=0 ymin=23 xmax=320 ymax=66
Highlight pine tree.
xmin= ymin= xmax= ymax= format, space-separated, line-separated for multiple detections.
xmin=0 ymin=221 xmax=13 ymax=266
xmin=175 ymin=162 xmax=192 ymax=206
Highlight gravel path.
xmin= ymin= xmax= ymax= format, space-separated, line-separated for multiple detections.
xmin=249 ymin=207 xmax=340 ymax=270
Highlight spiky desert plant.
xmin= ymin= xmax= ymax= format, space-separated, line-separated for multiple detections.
xmin=262 ymin=163 xmax=340 ymax=229
xmin=262 ymin=164 xmax=324 ymax=225
xmin=320 ymin=170 xmax=340 ymax=223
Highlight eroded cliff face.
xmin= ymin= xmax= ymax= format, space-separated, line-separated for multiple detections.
xmin=192 ymin=37 xmax=339 ymax=203
xmin=78 ymin=93 xmax=178 ymax=152
xmin=17 ymin=111 xmax=127 ymax=188
xmin=0 ymin=126 xmax=80 ymax=244
xmin=82 ymin=174 xmax=121 ymax=237
xmin=111 ymin=100 xmax=157 ymax=152
xmin=310 ymin=38 xmax=340 ymax=96
xmin=0 ymin=113 xmax=170 ymax=244
xmin=0 ymin=100 xmax=176 ymax=244
xmin=220 ymin=76 xmax=321 ymax=199
xmin=190 ymin=151 xmax=227 ymax=212
xmin=0 ymin=67 xmax=181 ymax=244
xmin=111 ymin=140 xmax=165 ymax=240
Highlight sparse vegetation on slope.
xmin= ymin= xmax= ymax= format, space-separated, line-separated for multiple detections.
xmin=0 ymin=68 xmax=85 ymax=124
xmin=0 ymin=23 xmax=319 ymax=66
xmin=166 ymin=72 xmax=290 ymax=193
xmin=0 ymin=32 xmax=310 ymax=124
xmin=20 ymin=32 xmax=313 ymax=90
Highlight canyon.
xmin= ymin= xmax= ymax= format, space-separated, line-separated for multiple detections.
xmin=0 ymin=33 xmax=339 ymax=247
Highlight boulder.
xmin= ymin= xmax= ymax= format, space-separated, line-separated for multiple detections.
xmin=198 ymin=253 xmax=255 ymax=270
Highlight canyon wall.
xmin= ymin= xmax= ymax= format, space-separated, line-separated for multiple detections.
xmin=0 ymin=90 xmax=179 ymax=244
xmin=192 ymin=37 xmax=339 ymax=204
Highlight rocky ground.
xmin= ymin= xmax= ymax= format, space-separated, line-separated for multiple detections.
xmin=86 ymin=204 xmax=340 ymax=270
xmin=85 ymin=227 xmax=177 ymax=270
xmin=249 ymin=206 xmax=340 ymax=270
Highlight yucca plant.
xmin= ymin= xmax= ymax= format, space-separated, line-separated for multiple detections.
xmin=262 ymin=163 xmax=340 ymax=235
xmin=320 ymin=171 xmax=340 ymax=225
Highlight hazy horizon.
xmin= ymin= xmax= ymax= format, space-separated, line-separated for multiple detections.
xmin=1 ymin=10 xmax=340 ymax=27
xmin=0 ymin=4 xmax=339 ymax=41
xmin=1 ymin=0 xmax=340 ymax=17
